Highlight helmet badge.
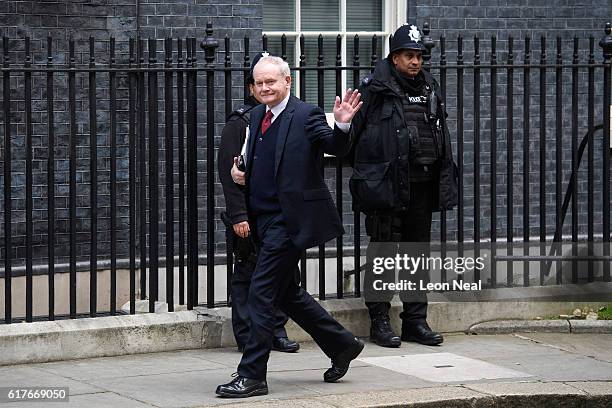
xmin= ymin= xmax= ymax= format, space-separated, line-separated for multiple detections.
xmin=408 ymin=25 xmax=421 ymax=43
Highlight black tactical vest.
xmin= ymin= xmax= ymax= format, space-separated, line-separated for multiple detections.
xmin=400 ymin=87 xmax=440 ymax=181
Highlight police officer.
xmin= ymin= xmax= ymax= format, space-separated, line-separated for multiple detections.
xmin=349 ymin=24 xmax=458 ymax=347
xmin=218 ymin=52 xmax=300 ymax=353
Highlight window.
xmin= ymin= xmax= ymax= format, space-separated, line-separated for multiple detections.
xmin=263 ymin=0 xmax=407 ymax=110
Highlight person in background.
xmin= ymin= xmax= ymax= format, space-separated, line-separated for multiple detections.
xmin=349 ymin=24 xmax=458 ymax=348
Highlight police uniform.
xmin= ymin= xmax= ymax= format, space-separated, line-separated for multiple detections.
xmin=349 ymin=24 xmax=458 ymax=347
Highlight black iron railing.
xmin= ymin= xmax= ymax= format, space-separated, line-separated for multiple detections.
xmin=1 ymin=22 xmax=611 ymax=324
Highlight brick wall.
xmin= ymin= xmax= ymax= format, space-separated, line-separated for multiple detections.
xmin=409 ymin=0 xmax=607 ymax=39
xmin=406 ymin=0 xmax=610 ymax=242
xmin=0 ymin=0 xmax=263 ymax=272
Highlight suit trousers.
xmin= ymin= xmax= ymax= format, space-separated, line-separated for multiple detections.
xmin=237 ymin=211 xmax=356 ymax=380
xmin=230 ymin=259 xmax=289 ymax=348
xmin=364 ymin=181 xmax=435 ymax=324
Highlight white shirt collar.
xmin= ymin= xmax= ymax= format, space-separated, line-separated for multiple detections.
xmin=266 ymin=93 xmax=291 ymax=123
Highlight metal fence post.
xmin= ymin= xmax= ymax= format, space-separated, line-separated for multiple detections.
xmin=110 ymin=37 xmax=118 ymax=314
xmin=148 ymin=38 xmax=159 ymax=313
xmin=599 ymin=22 xmax=612 ymax=282
xmin=24 ymin=37 xmax=33 ymax=322
xmin=89 ymin=37 xmax=98 ymax=317
xmin=422 ymin=22 xmax=434 ymax=71
xmin=186 ymin=38 xmax=197 ymax=309
xmin=46 ymin=36 xmax=56 ymax=320
xmin=164 ymin=37 xmax=175 ymax=312
xmin=202 ymin=23 xmax=219 ymax=308
xmin=3 ymin=36 xmax=12 ymax=324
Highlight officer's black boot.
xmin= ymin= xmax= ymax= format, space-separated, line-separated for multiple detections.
xmin=400 ymin=303 xmax=443 ymax=346
xmin=369 ymin=313 xmax=401 ymax=348
xmin=401 ymin=321 xmax=443 ymax=346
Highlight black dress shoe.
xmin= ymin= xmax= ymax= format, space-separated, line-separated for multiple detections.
xmin=215 ymin=375 xmax=268 ymax=398
xmin=323 ymin=337 xmax=365 ymax=383
xmin=401 ymin=322 xmax=444 ymax=346
xmin=272 ymin=337 xmax=300 ymax=353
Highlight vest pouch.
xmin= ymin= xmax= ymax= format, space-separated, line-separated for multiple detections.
xmin=407 ymin=124 xmax=438 ymax=166
xmin=349 ymin=161 xmax=395 ymax=211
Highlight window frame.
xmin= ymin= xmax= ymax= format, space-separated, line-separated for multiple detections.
xmin=263 ymin=0 xmax=407 ymax=99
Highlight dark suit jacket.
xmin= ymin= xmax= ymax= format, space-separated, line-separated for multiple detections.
xmin=245 ymin=95 xmax=352 ymax=250
xmin=218 ymin=104 xmax=256 ymax=225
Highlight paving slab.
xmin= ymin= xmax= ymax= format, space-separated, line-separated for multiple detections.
xmin=437 ymin=333 xmax=563 ymax=358
xmin=187 ymin=347 xmax=247 ymax=368
xmin=85 ymin=368 xmax=325 ymax=408
xmin=265 ymin=341 xmax=371 ymax=373
xmin=83 ymin=369 xmax=233 ymax=408
xmin=359 ymin=352 xmax=530 ymax=383
xmin=439 ymin=333 xmax=612 ymax=382
xmin=262 ymin=364 xmax=433 ymax=395
xmin=464 ymin=380 xmax=588 ymax=396
xmin=0 ymin=365 xmax=104 ymax=395
xmin=566 ymin=381 xmax=612 ymax=395
xmin=512 ymin=333 xmax=612 ymax=363
xmin=485 ymin=353 xmax=612 ymax=382
xmin=198 ymin=398 xmax=337 ymax=408
xmin=0 ymin=391 xmax=155 ymax=408
xmin=464 ymin=381 xmax=590 ymax=408
xmin=567 ymin=380 xmax=612 ymax=396
xmin=192 ymin=341 xmax=373 ymax=374
xmin=569 ymin=382 xmax=612 ymax=408
xmin=315 ymin=386 xmax=493 ymax=408
xmin=34 ymin=350 xmax=227 ymax=381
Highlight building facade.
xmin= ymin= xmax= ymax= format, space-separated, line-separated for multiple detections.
xmin=0 ymin=0 xmax=610 ymax=276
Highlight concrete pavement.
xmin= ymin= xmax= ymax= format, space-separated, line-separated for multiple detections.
xmin=3 ymin=298 xmax=610 ymax=366
xmin=0 ymin=332 xmax=610 ymax=407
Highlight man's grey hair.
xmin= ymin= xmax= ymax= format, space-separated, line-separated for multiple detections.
xmin=254 ymin=55 xmax=291 ymax=78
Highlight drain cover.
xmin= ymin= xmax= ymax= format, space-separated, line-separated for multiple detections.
xmin=358 ymin=352 xmax=531 ymax=382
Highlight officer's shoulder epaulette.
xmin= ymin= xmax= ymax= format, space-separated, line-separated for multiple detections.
xmin=422 ymin=71 xmax=439 ymax=89
xmin=360 ymin=74 xmax=373 ymax=87
xmin=227 ymin=104 xmax=254 ymax=122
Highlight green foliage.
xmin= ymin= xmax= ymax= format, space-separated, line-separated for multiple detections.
xmin=598 ymin=304 xmax=612 ymax=320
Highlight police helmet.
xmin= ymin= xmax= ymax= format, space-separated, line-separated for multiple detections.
xmin=247 ymin=51 xmax=270 ymax=84
xmin=389 ymin=24 xmax=426 ymax=54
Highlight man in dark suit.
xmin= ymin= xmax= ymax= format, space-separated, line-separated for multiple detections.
xmin=218 ymin=51 xmax=300 ymax=354
xmin=215 ymin=55 xmax=364 ymax=398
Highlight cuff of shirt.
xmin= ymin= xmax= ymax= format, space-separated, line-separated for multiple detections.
xmin=335 ymin=121 xmax=351 ymax=133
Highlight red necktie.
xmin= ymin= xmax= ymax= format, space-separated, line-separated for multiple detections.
xmin=261 ymin=110 xmax=274 ymax=134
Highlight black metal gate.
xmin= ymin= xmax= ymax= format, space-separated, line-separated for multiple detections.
xmin=1 ymin=22 xmax=611 ymax=324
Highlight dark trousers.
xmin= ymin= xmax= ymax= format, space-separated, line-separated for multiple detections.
xmin=237 ymin=212 xmax=356 ymax=380
xmin=231 ymin=260 xmax=289 ymax=348
xmin=364 ymin=182 xmax=435 ymax=324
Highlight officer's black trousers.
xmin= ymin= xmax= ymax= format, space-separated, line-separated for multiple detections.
xmin=237 ymin=212 xmax=355 ymax=380
xmin=231 ymin=260 xmax=289 ymax=349
xmin=364 ymin=182 xmax=435 ymax=324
